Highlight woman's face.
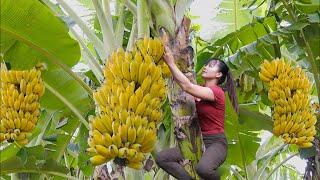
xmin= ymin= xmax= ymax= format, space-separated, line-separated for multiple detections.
xmin=201 ymin=61 xmax=222 ymax=80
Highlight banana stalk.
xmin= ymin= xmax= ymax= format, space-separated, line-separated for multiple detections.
xmin=92 ymin=0 xmax=116 ymax=57
xmin=127 ymin=19 xmax=137 ymax=51
xmin=150 ymin=0 xmax=175 ymax=37
xmin=102 ymin=0 xmax=114 ymax=31
xmin=54 ymin=0 xmax=106 ymax=60
xmin=137 ymin=0 xmax=150 ymax=38
xmin=70 ymin=28 xmax=103 ymax=82
xmin=115 ymin=1 xmax=125 ymax=48
xmin=160 ymin=19 xmax=203 ymax=179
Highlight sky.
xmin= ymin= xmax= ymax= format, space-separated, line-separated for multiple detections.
xmin=189 ymin=0 xmax=223 ymax=40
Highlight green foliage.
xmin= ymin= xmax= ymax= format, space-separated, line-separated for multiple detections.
xmin=1 ymin=0 xmax=318 ymax=178
xmin=0 ymin=0 xmax=93 ymax=178
xmin=223 ymin=94 xmax=261 ymax=174
xmin=0 ymin=0 xmax=80 ymax=69
xmin=0 ymin=146 xmax=74 ymax=179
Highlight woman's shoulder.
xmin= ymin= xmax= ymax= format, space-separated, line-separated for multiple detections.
xmin=209 ymin=85 xmax=224 ymax=94
xmin=209 ymin=85 xmax=225 ymax=103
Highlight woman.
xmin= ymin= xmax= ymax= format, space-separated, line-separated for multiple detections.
xmin=155 ymin=45 xmax=239 ymax=180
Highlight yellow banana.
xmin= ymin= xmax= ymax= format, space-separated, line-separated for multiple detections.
xmin=135 ymin=87 xmax=144 ymax=101
xmin=92 ymin=130 xmax=105 ymax=145
xmin=90 ymin=155 xmax=107 ymax=166
xmin=130 ymin=143 xmax=141 ymax=151
xmin=136 ymin=102 xmax=146 ymax=115
xmin=144 ymin=54 xmax=153 ymax=65
xmin=270 ymin=60 xmax=278 ymax=76
xmin=142 ymin=93 xmax=151 ymax=104
xmin=119 ymin=92 xmax=128 ymax=109
xmin=305 ymin=128 xmax=316 ymax=137
xmin=6 ymin=119 xmax=15 ymax=129
xmin=306 ymin=136 xmax=314 ymax=142
xmin=0 ymin=133 xmax=6 ymax=142
xmin=16 ymin=139 xmax=29 ymax=145
xmin=127 ymin=148 xmax=137 ymax=159
xmin=126 ymin=82 xmax=135 ymax=97
xmin=155 ymin=39 xmax=164 ymax=62
xmin=279 ymin=121 xmax=287 ymax=134
xmin=13 ymin=118 xmax=21 ymax=129
xmin=119 ymin=110 xmax=129 ymax=124
xmin=160 ymin=62 xmax=171 ymax=77
xmin=135 ymin=126 xmax=146 ymax=144
xmin=158 ymin=87 xmax=167 ymax=100
xmin=20 ymin=79 xmax=27 ymax=94
xmin=112 ymin=133 xmax=122 ymax=147
xmin=128 ymin=95 xmax=138 ymax=112
xmin=276 ymin=59 xmax=284 ymax=75
xmin=134 ymin=52 xmax=143 ymax=66
xmin=289 ymin=137 xmax=298 ymax=144
xmin=138 ymin=63 xmax=148 ymax=84
xmin=132 ymin=116 xmax=142 ymax=128
xmin=127 ymin=161 xmax=143 ymax=170
xmin=100 ymin=115 xmax=113 ymax=133
xmin=20 ymin=118 xmax=28 ymax=130
xmin=122 ymin=61 xmax=131 ymax=81
xmin=103 ymin=133 xmax=113 ymax=147
xmin=126 ymin=116 xmax=133 ymax=127
xmin=130 ymin=152 xmax=145 ymax=163
xmin=151 ymin=109 xmax=162 ymax=122
xmin=148 ymin=122 xmax=156 ymax=130
xmin=118 ymin=124 xmax=128 ymax=143
xmin=307 ymin=115 xmax=317 ymax=126
xmin=141 ymin=117 xmax=148 ymax=127
xmin=137 ymin=41 xmax=147 ymax=58
xmin=118 ymin=147 xmax=128 ymax=158
xmin=298 ymin=142 xmax=313 ymax=148
xmin=16 ymin=132 xmax=31 ymax=141
xmin=273 ymin=125 xmax=281 ymax=136
xmin=109 ymin=144 xmax=119 ymax=158
xmin=112 ymin=121 xmax=120 ymax=134
xmin=86 ymin=147 xmax=97 ymax=156
xmin=130 ymin=61 xmax=139 ymax=81
xmin=95 ymin=145 xmax=112 ymax=158
xmin=127 ymin=125 xmax=136 ymax=143
xmin=260 ymin=67 xmax=273 ymax=79
xmin=104 ymin=69 xmax=115 ymax=82
xmin=140 ymin=136 xmax=156 ymax=153
xmin=289 ymin=122 xmax=300 ymax=133
xmin=125 ymin=51 xmax=133 ymax=62
xmin=91 ymin=117 xmax=109 ymax=133
xmin=10 ymin=133 xmax=17 ymax=140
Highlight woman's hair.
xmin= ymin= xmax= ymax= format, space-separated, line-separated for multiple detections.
xmin=206 ymin=59 xmax=239 ymax=114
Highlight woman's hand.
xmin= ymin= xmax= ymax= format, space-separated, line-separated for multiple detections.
xmin=160 ymin=28 xmax=175 ymax=66
xmin=163 ymin=45 xmax=175 ymax=66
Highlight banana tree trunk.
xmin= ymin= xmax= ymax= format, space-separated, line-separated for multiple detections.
xmin=162 ymin=17 xmax=203 ymax=179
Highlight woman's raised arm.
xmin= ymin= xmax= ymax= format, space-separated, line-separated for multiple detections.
xmin=162 ymin=46 xmax=215 ymax=101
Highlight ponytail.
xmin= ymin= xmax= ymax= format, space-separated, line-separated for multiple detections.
xmin=226 ymin=72 xmax=239 ymax=115
xmin=206 ymin=59 xmax=239 ymax=114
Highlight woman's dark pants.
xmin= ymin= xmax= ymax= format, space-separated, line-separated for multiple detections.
xmin=155 ymin=133 xmax=228 ymax=180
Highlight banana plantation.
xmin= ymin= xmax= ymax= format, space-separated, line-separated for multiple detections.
xmin=0 ymin=0 xmax=319 ymax=179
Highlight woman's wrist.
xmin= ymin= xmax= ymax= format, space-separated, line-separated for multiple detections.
xmin=165 ymin=57 xmax=175 ymax=65
xmin=166 ymin=61 xmax=175 ymax=66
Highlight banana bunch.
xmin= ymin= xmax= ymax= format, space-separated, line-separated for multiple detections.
xmin=311 ymin=102 xmax=320 ymax=119
xmin=135 ymin=37 xmax=171 ymax=78
xmin=259 ymin=58 xmax=317 ymax=148
xmin=88 ymin=37 xmax=168 ymax=169
xmin=0 ymin=64 xmax=45 ymax=145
